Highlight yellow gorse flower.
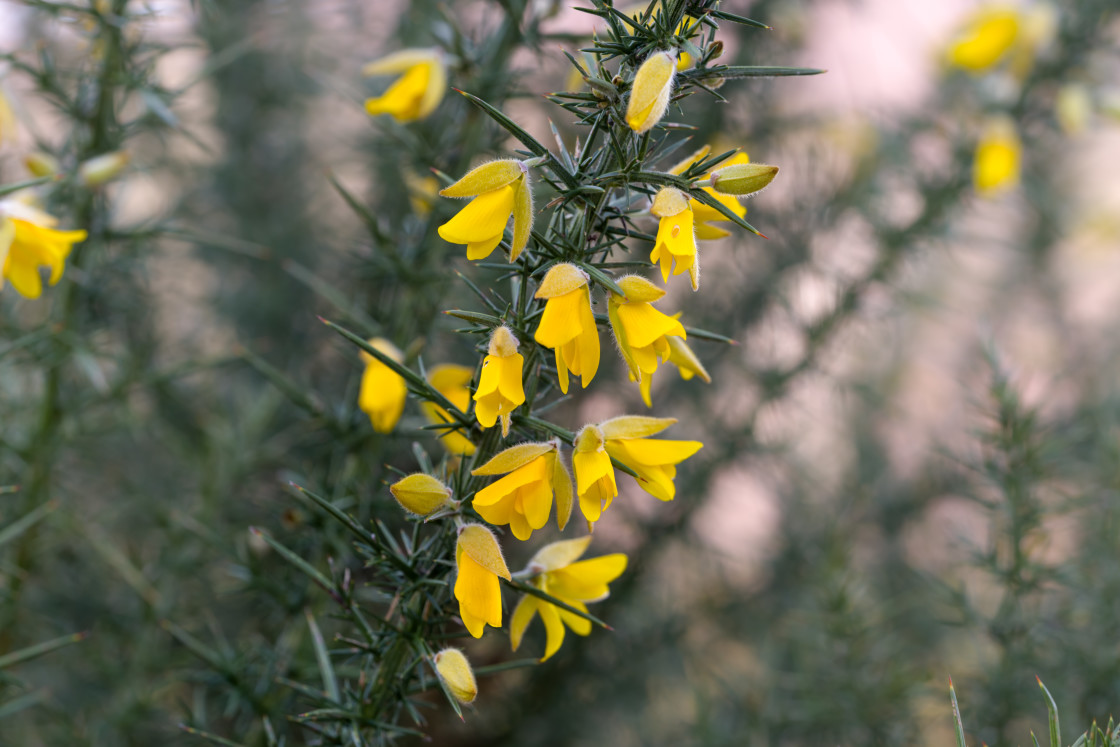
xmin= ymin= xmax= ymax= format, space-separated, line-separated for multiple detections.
xmin=473 ymin=326 xmax=526 ymax=438
xmin=533 ymin=263 xmax=600 ymax=394
xmin=0 ymin=198 xmax=87 ymax=299
xmin=419 ymin=364 xmax=476 ymax=456
xmin=433 ymin=648 xmax=478 ymax=704
xmin=649 ymin=187 xmax=699 ymax=290
xmin=974 ymin=117 xmax=1021 ymax=195
xmin=626 ymin=49 xmax=677 ymax=133
xmin=437 ymin=159 xmax=533 ymax=261
xmin=363 ymin=48 xmax=447 ymax=123
xmin=669 ymin=147 xmax=760 ymax=241
xmin=358 ymin=338 xmax=408 ymax=433
xmin=607 ymin=275 xmax=687 ymax=406
xmin=600 ymin=415 xmax=702 ymax=502
xmin=572 ymin=424 xmax=618 ymax=531
xmin=470 ymin=440 xmax=573 ymax=541
xmin=510 ymin=536 xmax=627 ymax=661
xmin=454 ymin=523 xmax=511 ymax=638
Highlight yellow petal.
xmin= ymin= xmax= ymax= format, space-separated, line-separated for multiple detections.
xmin=537 ymin=597 xmax=567 ymax=661
xmin=440 ymin=159 xmax=524 ymax=198
xmin=437 ymin=185 xmax=516 ymax=244
xmin=668 ymin=144 xmax=711 ymax=176
xmin=599 ymin=415 xmax=676 ymax=440
xmin=472 ymin=442 xmax=554 ymax=475
xmin=650 ymin=187 xmax=689 ymax=217
xmin=557 ymin=601 xmax=593 ymax=637
xmin=510 ymin=179 xmax=532 ymax=261
xmin=358 ymin=350 xmax=407 ymax=434
xmin=573 ymin=447 xmax=613 ymax=497
xmin=457 ymin=524 xmax=511 ymax=580
xmin=365 ymin=63 xmax=430 ymax=121
xmin=617 ymin=302 xmax=685 ymax=349
xmin=530 ymin=536 xmax=592 ymax=572
xmin=534 ymin=289 xmax=586 ymax=348
xmin=454 ymin=551 xmax=503 ymax=636
xmin=534 ymin=262 xmax=589 ymax=299
xmin=551 ymin=450 xmax=574 ymax=531
xmin=948 ymin=8 xmax=1020 ymax=72
xmin=509 ymin=594 xmax=539 ymax=652
xmin=667 ymin=336 xmax=711 ymax=383
xmin=616 ymin=274 xmax=665 ymax=303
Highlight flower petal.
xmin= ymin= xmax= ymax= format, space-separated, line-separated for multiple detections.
xmin=437 ymin=185 xmax=516 ymax=244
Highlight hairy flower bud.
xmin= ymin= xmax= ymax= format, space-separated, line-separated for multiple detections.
xmin=24 ymin=151 xmax=60 ymax=177
xmin=710 ymin=163 xmax=779 ymax=196
xmin=389 ymin=473 xmax=452 ymax=516
xmin=626 ymin=50 xmax=677 ymax=133
xmin=433 ymin=648 xmax=478 ymax=704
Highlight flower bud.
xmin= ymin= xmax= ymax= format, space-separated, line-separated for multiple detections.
xmin=433 ymin=648 xmax=477 ymax=704
xmin=626 ymin=50 xmax=677 ymax=133
xmin=710 ymin=163 xmax=779 ymax=196
xmin=389 ymin=473 xmax=452 ymax=516
xmin=24 ymin=151 xmax=60 ymax=177
xmin=78 ymin=150 xmax=130 ymax=187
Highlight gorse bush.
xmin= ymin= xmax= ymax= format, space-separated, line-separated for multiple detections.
xmin=2 ymin=0 xmax=1120 ymax=745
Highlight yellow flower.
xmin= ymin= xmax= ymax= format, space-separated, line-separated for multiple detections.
xmin=0 ymin=198 xmax=87 ymax=299
xmin=389 ymin=473 xmax=452 ymax=516
xmin=1056 ymin=83 xmax=1091 ymax=136
xmin=626 ymin=50 xmax=677 ymax=133
xmin=572 ymin=425 xmax=617 ymax=530
xmin=358 ymin=338 xmax=407 ymax=433
xmin=670 ymin=148 xmax=760 ymax=241
xmin=470 ymin=440 xmax=573 ymax=541
xmin=433 ymin=648 xmax=478 ymax=704
xmin=510 ymin=536 xmax=626 ymax=661
xmin=947 ymin=7 xmax=1020 ymax=72
xmin=666 ymin=334 xmax=711 ymax=385
xmin=473 ymin=326 xmax=526 ymax=438
xmin=649 ymin=187 xmax=699 ymax=290
xmin=946 ymin=5 xmax=1055 ymax=77
xmin=973 ymin=117 xmax=1020 ymax=196
xmin=533 ymin=263 xmax=600 ymax=394
xmin=607 ymin=275 xmax=687 ymax=406
xmin=363 ymin=48 xmax=446 ymax=123
xmin=600 ymin=415 xmax=702 ymax=502
xmin=454 ymin=523 xmax=511 ymax=638
xmin=419 ymin=364 xmax=476 ymax=456
xmin=437 ymin=159 xmax=533 ymax=261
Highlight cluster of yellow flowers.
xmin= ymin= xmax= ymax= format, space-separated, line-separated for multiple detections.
xmin=945 ymin=4 xmax=1054 ymax=196
xmin=358 ymin=12 xmax=780 ymax=707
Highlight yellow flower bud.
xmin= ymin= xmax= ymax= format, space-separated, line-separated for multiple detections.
xmin=389 ymin=473 xmax=452 ymax=516
xmin=433 ymin=648 xmax=478 ymax=704
xmin=24 ymin=151 xmax=60 ymax=178
xmin=710 ymin=163 xmax=779 ymax=196
xmin=626 ymin=50 xmax=677 ymax=133
xmin=78 ymin=150 xmax=130 ymax=187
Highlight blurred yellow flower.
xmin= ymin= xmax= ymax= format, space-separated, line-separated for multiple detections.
xmin=419 ymin=364 xmax=476 ymax=456
xmin=470 ymin=440 xmax=573 ymax=540
xmin=0 ymin=198 xmax=87 ymax=299
xmin=626 ymin=50 xmax=677 ymax=133
xmin=533 ymin=263 xmax=600 ymax=394
xmin=363 ymin=48 xmax=446 ymax=122
xmin=973 ymin=118 xmax=1021 ymax=196
xmin=946 ymin=5 xmax=1055 ymax=77
xmin=473 ymin=326 xmax=525 ymax=438
xmin=0 ymin=86 xmax=16 ymax=146
xmin=947 ymin=7 xmax=1020 ymax=72
xmin=600 ymin=415 xmax=702 ymax=502
xmin=437 ymin=159 xmax=533 ymax=261
xmin=607 ymin=275 xmax=687 ymax=406
xmin=510 ymin=536 xmax=626 ymax=661
xmin=454 ymin=523 xmax=511 ymax=638
xmin=358 ymin=338 xmax=407 ymax=433
xmin=650 ymin=187 xmax=699 ymax=290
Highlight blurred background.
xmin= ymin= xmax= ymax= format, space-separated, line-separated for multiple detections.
xmin=2 ymin=0 xmax=1120 ymax=744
